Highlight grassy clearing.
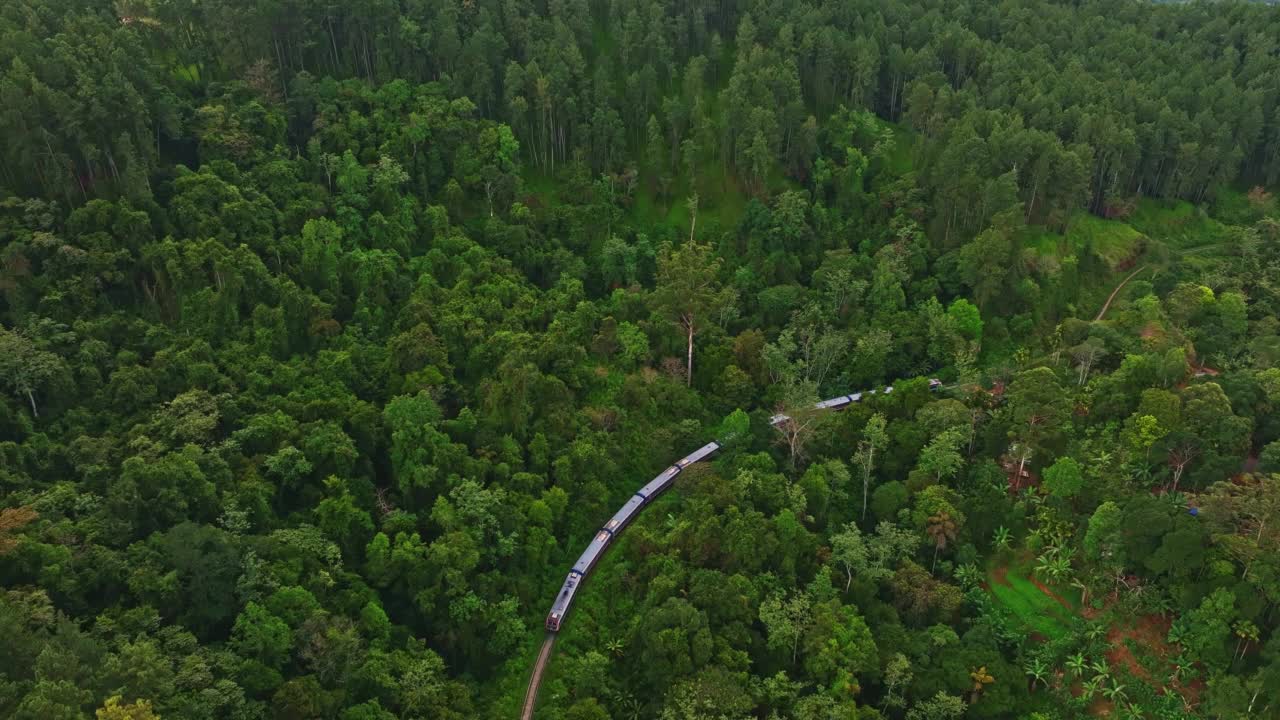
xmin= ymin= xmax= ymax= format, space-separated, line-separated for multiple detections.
xmin=1066 ymin=213 xmax=1145 ymax=270
xmin=986 ymin=559 xmax=1080 ymax=641
xmin=883 ymin=122 xmax=917 ymax=176
xmin=1127 ymin=197 xmax=1225 ymax=249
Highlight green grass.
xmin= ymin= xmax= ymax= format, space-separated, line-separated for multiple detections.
xmin=883 ymin=122 xmax=917 ymax=176
xmin=1021 ymin=227 xmax=1071 ymax=274
xmin=985 ymin=560 xmax=1080 ymax=641
xmin=1127 ymin=197 xmax=1225 ymax=249
xmin=1207 ymin=184 xmax=1271 ymax=226
xmin=1065 ymin=212 xmax=1145 ymax=270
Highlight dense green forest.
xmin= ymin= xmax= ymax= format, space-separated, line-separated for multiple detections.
xmin=2 ymin=0 xmax=1280 ymax=718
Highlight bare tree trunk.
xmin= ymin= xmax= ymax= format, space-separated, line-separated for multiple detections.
xmin=27 ymin=389 xmax=37 ymax=418
xmin=685 ymin=320 xmax=694 ymax=387
xmin=861 ymin=446 xmax=874 ymax=521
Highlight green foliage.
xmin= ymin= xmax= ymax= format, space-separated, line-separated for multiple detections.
xmin=1 ymin=1 xmax=1278 ymax=718
xmin=1066 ymin=213 xmax=1145 ymax=271
xmin=984 ymin=561 xmax=1077 ymax=641
xmin=1042 ymin=457 xmax=1084 ymax=500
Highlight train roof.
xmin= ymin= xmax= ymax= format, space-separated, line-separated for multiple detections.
xmin=814 ymin=395 xmax=851 ymax=410
xmin=571 ymin=533 xmax=611 ymax=574
xmin=638 ymin=466 xmax=680 ymax=497
xmin=548 ymin=573 xmax=578 ymax=616
xmin=605 ymin=496 xmax=644 ymax=531
xmin=680 ymin=441 xmax=720 ymax=464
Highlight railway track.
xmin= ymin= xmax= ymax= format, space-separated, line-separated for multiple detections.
xmin=520 ymin=634 xmax=556 ymax=720
xmin=519 ymin=377 xmax=946 ymax=718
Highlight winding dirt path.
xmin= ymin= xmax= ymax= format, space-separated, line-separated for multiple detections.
xmin=520 ymin=634 xmax=556 ymax=720
xmin=1095 ymin=265 xmax=1149 ymax=321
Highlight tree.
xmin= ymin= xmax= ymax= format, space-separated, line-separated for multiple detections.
xmin=96 ymin=697 xmax=160 ymax=720
xmin=0 ymin=328 xmax=62 ymax=417
xmin=0 ymin=506 xmax=38 ymax=555
xmin=1084 ymin=501 xmax=1123 ymax=564
xmin=969 ymin=666 xmax=995 ymax=703
xmin=1170 ymin=587 xmax=1236 ymax=670
xmin=772 ymin=379 xmax=825 ymax=467
xmin=1006 ymin=443 xmax=1034 ymax=491
xmin=650 ymin=240 xmax=735 ymax=386
xmin=1199 ymin=474 xmax=1280 ymax=581
xmin=1166 ymin=438 xmax=1200 ymax=493
xmin=947 ymin=299 xmax=984 ymax=341
xmin=1006 ymin=366 xmax=1070 ymax=450
xmin=906 ymin=691 xmax=966 ymax=720
xmin=856 ymin=413 xmax=888 ymax=521
xmin=1042 ymin=456 xmax=1084 ymax=500
xmin=1072 ymin=339 xmax=1106 ymax=387
xmin=918 ymin=427 xmax=967 ymax=484
xmin=830 ymin=520 xmax=921 ymax=592
xmin=926 ymin=511 xmax=959 ymax=571
xmin=759 ymin=590 xmax=811 ymax=665
xmin=232 ymin=602 xmax=293 ymax=668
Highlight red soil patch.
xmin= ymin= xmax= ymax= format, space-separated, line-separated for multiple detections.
xmin=1029 ymin=577 xmax=1075 ymax=611
xmin=1088 ymin=697 xmax=1117 ymax=716
xmin=990 ymin=566 xmax=1011 ymax=587
xmin=1106 ymin=614 xmax=1170 ymax=683
xmin=1102 ymin=614 xmax=1203 ymax=709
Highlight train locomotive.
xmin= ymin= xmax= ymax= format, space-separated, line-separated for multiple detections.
xmin=545 ymin=378 xmax=942 ymax=632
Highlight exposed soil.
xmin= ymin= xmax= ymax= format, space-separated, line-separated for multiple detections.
xmin=1029 ymin=577 xmax=1075 ymax=611
xmin=990 ymin=566 xmax=1011 ymax=586
xmin=1088 ymin=697 xmax=1117 ymax=716
xmin=1101 ymin=613 xmax=1203 ymax=710
xmin=1105 ymin=614 xmax=1170 ymax=683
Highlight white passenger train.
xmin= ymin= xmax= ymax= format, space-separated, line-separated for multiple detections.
xmin=545 ymin=378 xmax=943 ymax=631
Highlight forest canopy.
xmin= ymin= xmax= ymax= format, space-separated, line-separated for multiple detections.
xmin=1 ymin=0 xmax=1280 ymax=719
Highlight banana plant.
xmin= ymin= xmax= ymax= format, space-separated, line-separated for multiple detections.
xmin=1066 ymin=652 xmax=1087 ymax=678
xmin=1024 ymin=657 xmax=1049 ymax=690
xmin=992 ymin=525 xmax=1012 ymax=550
xmin=1102 ymin=680 xmax=1128 ymax=703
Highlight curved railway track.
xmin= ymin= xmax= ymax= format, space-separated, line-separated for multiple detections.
xmin=520 ymin=378 xmax=944 ymax=718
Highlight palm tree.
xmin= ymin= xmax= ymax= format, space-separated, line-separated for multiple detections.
xmin=1066 ymin=652 xmax=1087 ymax=678
xmin=1024 ymin=657 xmax=1049 ymax=690
xmin=969 ymin=665 xmax=995 ymax=703
xmin=927 ymin=511 xmax=958 ymax=572
xmin=1234 ymin=620 xmax=1259 ymax=662
xmin=1090 ymin=658 xmax=1111 ymax=680
xmin=1081 ymin=675 xmax=1105 ymax=701
xmin=605 ymin=637 xmax=626 ymax=657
